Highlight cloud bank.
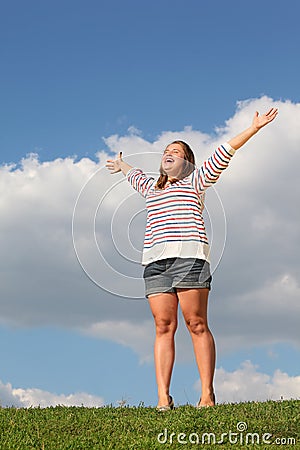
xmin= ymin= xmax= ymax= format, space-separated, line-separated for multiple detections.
xmin=195 ymin=361 xmax=300 ymax=404
xmin=1 ymin=359 xmax=298 ymax=407
xmin=0 ymin=379 xmax=104 ymax=408
xmin=0 ymin=96 xmax=299 ymax=364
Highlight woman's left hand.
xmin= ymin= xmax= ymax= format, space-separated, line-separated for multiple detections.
xmin=252 ymin=108 xmax=278 ymax=132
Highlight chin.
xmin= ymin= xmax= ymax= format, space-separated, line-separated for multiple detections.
xmin=163 ymin=166 xmax=179 ymax=176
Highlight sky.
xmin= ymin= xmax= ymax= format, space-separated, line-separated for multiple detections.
xmin=0 ymin=0 xmax=300 ymax=408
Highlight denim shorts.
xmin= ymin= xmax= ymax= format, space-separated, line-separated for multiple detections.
xmin=143 ymin=257 xmax=212 ymax=298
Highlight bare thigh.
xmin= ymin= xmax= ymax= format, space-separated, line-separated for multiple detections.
xmin=177 ymin=288 xmax=210 ymax=327
xmin=148 ymin=293 xmax=179 ymax=329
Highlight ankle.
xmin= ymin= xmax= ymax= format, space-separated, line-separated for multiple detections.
xmin=198 ymin=391 xmax=215 ymax=406
xmin=157 ymin=390 xmax=171 ymax=406
xmin=201 ymin=386 xmax=214 ymax=396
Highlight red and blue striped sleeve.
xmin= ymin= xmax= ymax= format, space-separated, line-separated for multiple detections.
xmin=192 ymin=142 xmax=236 ymax=192
xmin=127 ymin=168 xmax=155 ymax=198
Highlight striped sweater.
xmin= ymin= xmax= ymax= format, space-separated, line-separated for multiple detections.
xmin=127 ymin=142 xmax=236 ymax=266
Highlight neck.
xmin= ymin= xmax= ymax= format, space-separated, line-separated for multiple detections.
xmin=167 ymin=176 xmax=179 ymax=183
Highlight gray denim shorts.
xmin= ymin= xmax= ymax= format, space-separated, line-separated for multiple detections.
xmin=143 ymin=257 xmax=212 ymax=298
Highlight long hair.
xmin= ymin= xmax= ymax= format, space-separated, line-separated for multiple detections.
xmin=155 ymin=140 xmax=195 ymax=190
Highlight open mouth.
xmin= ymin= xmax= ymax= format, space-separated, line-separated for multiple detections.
xmin=164 ymin=156 xmax=175 ymax=163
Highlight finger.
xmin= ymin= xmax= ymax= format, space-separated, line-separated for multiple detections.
xmin=268 ymin=108 xmax=278 ymax=119
xmin=118 ymin=151 xmax=123 ymax=160
xmin=266 ymin=108 xmax=273 ymax=116
xmin=266 ymin=107 xmax=277 ymax=117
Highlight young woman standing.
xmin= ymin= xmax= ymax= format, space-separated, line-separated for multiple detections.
xmin=106 ymin=108 xmax=278 ymax=410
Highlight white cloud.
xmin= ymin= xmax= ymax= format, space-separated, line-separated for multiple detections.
xmin=194 ymin=361 xmax=300 ymax=404
xmin=81 ymin=320 xmax=154 ymax=364
xmin=1 ymin=360 xmax=299 ymax=408
xmin=0 ymin=379 xmax=104 ymax=408
xmin=0 ymin=96 xmax=299 ymax=363
xmin=212 ymin=272 xmax=300 ymax=355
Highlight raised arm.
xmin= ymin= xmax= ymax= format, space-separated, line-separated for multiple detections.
xmin=106 ymin=152 xmax=155 ymax=197
xmin=106 ymin=152 xmax=133 ymax=176
xmin=228 ymin=108 xmax=278 ymax=150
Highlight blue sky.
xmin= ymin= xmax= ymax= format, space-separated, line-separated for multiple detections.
xmin=1 ymin=0 xmax=300 ymax=407
xmin=2 ymin=0 xmax=299 ymax=163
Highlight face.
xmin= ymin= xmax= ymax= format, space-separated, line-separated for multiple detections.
xmin=161 ymin=143 xmax=185 ymax=178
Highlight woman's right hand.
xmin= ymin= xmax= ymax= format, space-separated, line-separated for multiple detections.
xmin=106 ymin=152 xmax=123 ymax=174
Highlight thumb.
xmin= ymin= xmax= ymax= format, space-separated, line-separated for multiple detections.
xmin=118 ymin=151 xmax=123 ymax=160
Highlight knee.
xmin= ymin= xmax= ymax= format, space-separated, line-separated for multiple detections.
xmin=155 ymin=317 xmax=177 ymax=337
xmin=185 ymin=317 xmax=208 ymax=335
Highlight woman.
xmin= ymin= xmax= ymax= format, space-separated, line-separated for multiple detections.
xmin=106 ymin=108 xmax=278 ymax=410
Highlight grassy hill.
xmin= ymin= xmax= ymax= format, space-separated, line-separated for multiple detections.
xmin=0 ymin=400 xmax=299 ymax=449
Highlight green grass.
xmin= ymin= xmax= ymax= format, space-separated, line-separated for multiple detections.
xmin=0 ymin=400 xmax=299 ymax=449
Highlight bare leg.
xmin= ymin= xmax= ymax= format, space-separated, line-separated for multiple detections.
xmin=177 ymin=288 xmax=215 ymax=406
xmin=148 ymin=292 xmax=178 ymax=407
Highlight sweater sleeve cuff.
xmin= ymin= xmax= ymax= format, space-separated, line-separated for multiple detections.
xmin=126 ymin=167 xmax=139 ymax=179
xmin=223 ymin=142 xmax=237 ymax=156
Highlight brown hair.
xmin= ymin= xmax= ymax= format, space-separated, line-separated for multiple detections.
xmin=155 ymin=140 xmax=195 ymax=189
